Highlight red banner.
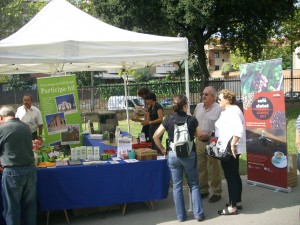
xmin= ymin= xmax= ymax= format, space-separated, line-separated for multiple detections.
xmin=240 ymin=59 xmax=288 ymax=189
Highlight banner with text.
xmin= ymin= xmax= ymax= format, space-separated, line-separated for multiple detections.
xmin=240 ymin=59 xmax=288 ymax=189
xmin=37 ymin=75 xmax=82 ymax=148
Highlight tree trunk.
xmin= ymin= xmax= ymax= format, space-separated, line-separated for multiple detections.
xmin=195 ymin=35 xmax=210 ymax=91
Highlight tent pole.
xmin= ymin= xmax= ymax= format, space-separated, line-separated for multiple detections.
xmin=184 ymin=59 xmax=190 ymax=114
xmin=123 ymin=73 xmax=130 ymax=133
xmin=90 ymin=71 xmax=94 ymax=112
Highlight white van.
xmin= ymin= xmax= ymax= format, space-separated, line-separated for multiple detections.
xmin=107 ymin=96 xmax=144 ymax=111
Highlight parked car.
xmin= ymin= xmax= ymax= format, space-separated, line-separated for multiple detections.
xmin=236 ymin=96 xmax=243 ymax=104
xmin=107 ymin=96 xmax=144 ymax=111
xmin=284 ymin=92 xmax=300 ymax=100
xmin=160 ymin=98 xmax=197 ymax=112
xmin=159 ymin=98 xmax=173 ymax=108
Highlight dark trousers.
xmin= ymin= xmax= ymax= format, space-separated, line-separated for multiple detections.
xmin=32 ymin=131 xmax=38 ymax=140
xmin=221 ymin=154 xmax=242 ymax=207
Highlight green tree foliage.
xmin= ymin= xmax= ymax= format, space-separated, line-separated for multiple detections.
xmin=6 ymin=74 xmax=35 ymax=91
xmin=228 ymin=49 xmax=248 ymax=71
xmin=0 ymin=0 xmax=46 ymax=40
xmin=163 ymin=0 xmax=295 ymax=86
xmin=69 ymin=0 xmax=98 ymax=17
xmin=92 ymin=0 xmax=168 ymax=35
xmin=221 ymin=62 xmax=233 ymax=76
xmin=76 ymin=71 xmax=102 ymax=87
xmin=280 ymin=6 xmax=300 ymax=49
xmin=0 ymin=75 xmax=9 ymax=84
xmin=91 ymin=0 xmax=296 ymax=89
xmin=261 ymin=42 xmax=291 ymax=70
xmin=133 ymin=68 xmax=153 ymax=82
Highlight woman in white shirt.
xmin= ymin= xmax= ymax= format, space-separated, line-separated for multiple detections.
xmin=215 ymin=89 xmax=246 ymax=215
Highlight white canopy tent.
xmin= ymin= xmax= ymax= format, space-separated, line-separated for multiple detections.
xmin=0 ymin=0 xmax=190 ymax=131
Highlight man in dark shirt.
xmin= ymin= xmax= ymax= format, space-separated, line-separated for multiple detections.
xmin=0 ymin=106 xmax=37 ymax=225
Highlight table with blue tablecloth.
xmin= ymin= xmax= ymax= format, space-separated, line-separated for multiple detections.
xmin=37 ymin=159 xmax=170 ymax=212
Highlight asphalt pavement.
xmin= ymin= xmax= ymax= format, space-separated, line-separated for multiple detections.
xmin=38 ymin=175 xmax=300 ymax=225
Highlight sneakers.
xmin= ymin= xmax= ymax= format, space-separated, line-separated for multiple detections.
xmin=201 ymin=193 xmax=209 ymax=198
xmin=208 ymin=194 xmax=221 ymax=203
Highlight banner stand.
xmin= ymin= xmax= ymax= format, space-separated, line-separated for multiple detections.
xmin=240 ymin=59 xmax=289 ymax=191
xmin=247 ymin=180 xmax=291 ymax=193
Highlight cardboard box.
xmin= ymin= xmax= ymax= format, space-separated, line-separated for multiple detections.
xmin=287 ymin=154 xmax=298 ymax=187
xmin=135 ymin=148 xmax=157 ymax=161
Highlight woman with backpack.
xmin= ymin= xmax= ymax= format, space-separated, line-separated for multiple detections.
xmin=153 ymin=94 xmax=205 ymax=222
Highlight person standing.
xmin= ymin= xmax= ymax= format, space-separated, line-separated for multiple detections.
xmin=215 ymin=89 xmax=246 ymax=215
xmin=295 ymin=115 xmax=300 ymax=172
xmin=153 ymin=95 xmax=205 ymax=222
xmin=0 ymin=106 xmax=37 ymax=225
xmin=16 ymin=94 xmax=43 ymax=141
xmin=194 ymin=86 xmax=223 ymax=203
xmin=142 ymin=92 xmax=164 ymax=154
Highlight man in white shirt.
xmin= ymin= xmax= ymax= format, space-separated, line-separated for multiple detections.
xmin=194 ymin=86 xmax=222 ymax=203
xmin=16 ymin=94 xmax=43 ymax=141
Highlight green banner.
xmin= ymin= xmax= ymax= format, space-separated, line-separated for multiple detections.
xmin=37 ymin=75 xmax=82 ymax=147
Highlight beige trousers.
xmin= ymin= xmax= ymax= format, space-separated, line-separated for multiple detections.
xmin=196 ymin=138 xmax=222 ymax=196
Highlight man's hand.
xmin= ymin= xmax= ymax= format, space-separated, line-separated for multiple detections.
xmin=199 ymin=131 xmax=211 ymax=141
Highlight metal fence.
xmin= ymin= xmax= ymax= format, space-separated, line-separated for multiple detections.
xmin=1 ymin=77 xmax=300 ymax=112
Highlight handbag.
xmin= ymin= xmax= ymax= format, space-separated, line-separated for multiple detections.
xmin=205 ymin=136 xmax=232 ymax=161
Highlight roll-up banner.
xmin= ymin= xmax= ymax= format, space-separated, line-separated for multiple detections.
xmin=240 ymin=59 xmax=288 ymax=191
xmin=37 ymin=75 xmax=82 ymax=148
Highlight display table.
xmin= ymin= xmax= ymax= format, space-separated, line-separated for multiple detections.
xmin=37 ymin=159 xmax=170 ymax=211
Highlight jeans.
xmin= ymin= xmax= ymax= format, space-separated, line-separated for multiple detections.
xmin=2 ymin=166 xmax=37 ymax=225
xmin=168 ymin=150 xmax=204 ymax=221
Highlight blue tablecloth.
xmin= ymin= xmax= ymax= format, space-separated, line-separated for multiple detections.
xmin=37 ymin=159 xmax=170 ymax=211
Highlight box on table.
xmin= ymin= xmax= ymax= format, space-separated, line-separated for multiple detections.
xmin=135 ymin=148 xmax=157 ymax=161
xmin=100 ymin=154 xmax=111 ymax=160
xmin=288 ymin=154 xmax=298 ymax=187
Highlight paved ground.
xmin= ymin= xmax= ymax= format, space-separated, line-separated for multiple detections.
xmin=38 ymin=175 xmax=300 ymax=225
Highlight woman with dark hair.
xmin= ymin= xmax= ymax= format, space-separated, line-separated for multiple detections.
xmin=142 ymin=92 xmax=164 ymax=154
xmin=153 ymin=95 xmax=204 ymax=222
xmin=215 ymin=89 xmax=246 ymax=215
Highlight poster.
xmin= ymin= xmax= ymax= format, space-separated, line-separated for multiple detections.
xmin=240 ymin=59 xmax=288 ymax=190
xmin=37 ymin=75 xmax=82 ymax=147
xmin=117 ymin=137 xmax=132 ymax=157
